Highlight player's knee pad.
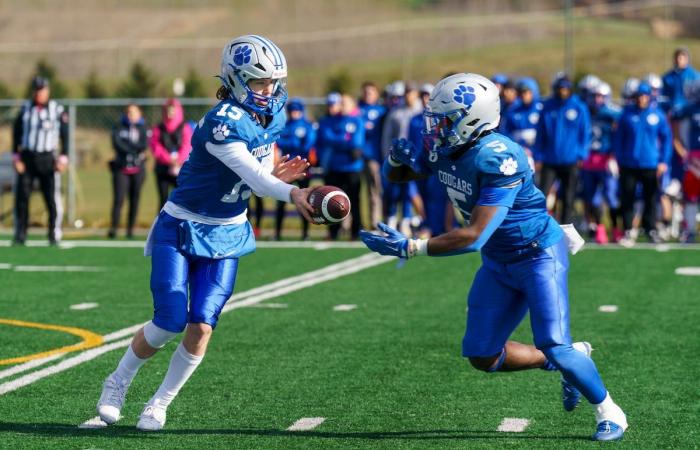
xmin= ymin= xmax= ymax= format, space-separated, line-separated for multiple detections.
xmin=469 ymin=349 xmax=506 ymax=373
xmin=143 ymin=320 xmax=178 ymax=349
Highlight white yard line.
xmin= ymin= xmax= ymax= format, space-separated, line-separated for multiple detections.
xmin=598 ymin=305 xmax=619 ymax=313
xmin=497 ymin=418 xmax=530 ymax=432
xmin=0 ymin=253 xmax=391 ymax=395
xmin=70 ymin=303 xmax=99 ymax=310
xmin=333 ymin=304 xmax=357 ymax=311
xmin=14 ymin=265 xmax=105 ymax=272
xmin=675 ymin=267 xmax=700 ymax=276
xmin=78 ymin=416 xmax=108 ymax=429
xmin=0 ymin=354 xmax=64 ymax=380
xmin=287 ymin=417 xmax=326 ymax=431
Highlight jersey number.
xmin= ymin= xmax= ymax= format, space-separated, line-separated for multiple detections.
xmin=446 ymin=187 xmax=471 ymax=223
xmin=486 ymin=140 xmax=507 ymax=153
xmin=216 ymin=104 xmax=243 ymax=121
xmin=221 ymin=179 xmax=251 ymax=203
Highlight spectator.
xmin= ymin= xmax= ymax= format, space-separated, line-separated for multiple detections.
xmin=614 ymin=82 xmax=672 ymax=246
xmin=580 ymin=81 xmax=623 ymax=244
xmin=409 ymin=83 xmax=449 ymax=237
xmin=671 ymin=79 xmax=700 ymax=243
xmin=381 ymin=82 xmax=424 ymax=235
xmin=108 ymin=104 xmax=149 ymax=239
xmin=534 ymin=73 xmax=590 ymax=224
xmin=12 ymin=76 xmax=68 ymax=245
xmin=358 ymin=81 xmax=387 ymax=228
xmin=662 ymin=47 xmax=700 ymax=114
xmin=150 ymin=98 xmax=193 ymax=209
xmin=274 ymin=98 xmax=316 ymax=240
xmin=501 ymin=77 xmax=542 ymax=163
xmin=500 ymin=79 xmax=520 ymax=117
xmin=317 ymin=92 xmax=365 ymax=239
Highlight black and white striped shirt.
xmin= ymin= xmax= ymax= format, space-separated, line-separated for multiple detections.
xmin=13 ymin=100 xmax=68 ymax=154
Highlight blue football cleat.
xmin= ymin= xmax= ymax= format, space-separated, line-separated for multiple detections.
xmin=561 ymin=379 xmax=581 ymax=411
xmin=592 ymin=420 xmax=625 ymax=441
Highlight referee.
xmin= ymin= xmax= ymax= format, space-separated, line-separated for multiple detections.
xmin=12 ymin=76 xmax=69 ymax=245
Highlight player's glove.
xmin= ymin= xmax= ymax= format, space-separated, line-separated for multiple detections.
xmin=359 ymin=222 xmax=428 ymax=259
xmin=388 ymin=138 xmax=419 ymax=169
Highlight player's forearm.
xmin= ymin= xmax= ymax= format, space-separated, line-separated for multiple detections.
xmin=425 ymin=227 xmax=481 ymax=255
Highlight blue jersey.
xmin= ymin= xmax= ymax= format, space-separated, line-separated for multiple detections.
xmin=674 ymin=103 xmax=700 ymax=150
xmin=534 ymin=94 xmax=591 ymax=165
xmin=417 ymin=132 xmax=562 ymax=263
xmin=589 ymin=103 xmax=621 ymax=155
xmin=359 ymin=102 xmax=387 ymax=161
xmin=501 ymin=101 xmax=543 ymax=149
xmin=169 ymin=99 xmax=285 ymax=219
xmin=277 ymin=117 xmax=316 ymax=159
xmin=613 ymin=104 xmax=672 ymax=169
xmin=317 ymin=114 xmax=365 ymax=172
xmin=662 ymin=66 xmax=700 ymax=113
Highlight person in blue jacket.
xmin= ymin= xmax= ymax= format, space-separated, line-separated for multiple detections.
xmin=662 ymin=47 xmax=700 ymax=114
xmin=501 ymin=77 xmax=542 ymax=154
xmin=274 ymin=98 xmax=317 ymax=240
xmin=613 ymin=82 xmax=672 ymax=246
xmin=317 ymin=92 xmax=365 ymax=239
xmin=359 ymin=81 xmax=387 ymax=228
xmin=534 ymin=73 xmax=591 ymax=223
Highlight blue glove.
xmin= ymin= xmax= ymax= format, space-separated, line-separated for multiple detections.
xmin=359 ymin=222 xmax=409 ymax=258
xmin=389 ymin=138 xmax=419 ymax=169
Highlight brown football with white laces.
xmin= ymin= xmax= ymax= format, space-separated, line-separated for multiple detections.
xmin=307 ymin=185 xmax=351 ymax=225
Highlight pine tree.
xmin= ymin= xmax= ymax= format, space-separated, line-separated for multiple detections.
xmin=84 ymin=70 xmax=108 ymax=98
xmin=116 ymin=61 xmax=157 ymax=98
xmin=183 ymin=68 xmax=207 ymax=98
xmin=28 ymin=58 xmax=69 ymax=98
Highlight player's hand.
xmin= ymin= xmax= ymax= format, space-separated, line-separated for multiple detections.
xmin=13 ymin=159 xmax=25 ymax=174
xmin=359 ymin=222 xmax=409 ymax=258
xmin=290 ymin=187 xmax=314 ymax=223
xmin=657 ymin=162 xmax=668 ymax=178
xmin=389 ymin=138 xmax=418 ymax=169
xmin=273 ymin=155 xmax=309 ymax=183
xmin=55 ymin=155 xmax=68 ymax=173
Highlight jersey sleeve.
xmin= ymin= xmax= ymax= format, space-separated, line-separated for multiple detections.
xmin=476 ymin=138 xmax=529 ymax=188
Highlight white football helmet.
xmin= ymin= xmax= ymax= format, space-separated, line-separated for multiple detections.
xmin=424 ymin=73 xmax=500 ymax=155
xmin=593 ymin=81 xmax=612 ymax=98
xmin=578 ymin=74 xmax=601 ymax=96
xmin=622 ymin=77 xmax=640 ymax=100
xmin=220 ymin=35 xmax=288 ymax=115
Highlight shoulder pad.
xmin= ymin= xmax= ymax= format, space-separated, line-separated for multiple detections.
xmin=475 ymin=135 xmax=528 ymax=178
xmin=203 ymin=102 xmax=253 ymax=144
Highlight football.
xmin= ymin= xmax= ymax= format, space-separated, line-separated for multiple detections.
xmin=307 ymin=185 xmax=351 ymax=224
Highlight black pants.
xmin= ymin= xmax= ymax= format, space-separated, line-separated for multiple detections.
xmin=325 ymin=170 xmax=362 ymax=240
xmin=275 ymin=178 xmax=310 ymax=240
xmin=619 ymin=167 xmax=658 ymax=233
xmin=110 ymin=168 xmax=145 ymax=236
xmin=155 ymin=165 xmax=177 ymax=210
xmin=539 ymin=164 xmax=578 ymax=223
xmin=14 ymin=152 xmax=57 ymax=243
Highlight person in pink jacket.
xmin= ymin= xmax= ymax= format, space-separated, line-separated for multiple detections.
xmin=150 ymin=99 xmax=193 ymax=209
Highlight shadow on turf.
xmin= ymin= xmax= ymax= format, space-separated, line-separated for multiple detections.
xmin=0 ymin=422 xmax=588 ymax=441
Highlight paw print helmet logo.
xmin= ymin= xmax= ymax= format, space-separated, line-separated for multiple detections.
xmin=233 ymin=45 xmax=252 ymax=66
xmin=452 ymin=85 xmax=477 ymax=108
xmin=220 ymin=35 xmax=288 ymax=115
xmin=424 ymin=73 xmax=501 ymax=156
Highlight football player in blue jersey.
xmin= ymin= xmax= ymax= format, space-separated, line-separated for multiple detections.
xmin=96 ymin=35 xmax=314 ymax=431
xmin=360 ymin=73 xmax=628 ymax=441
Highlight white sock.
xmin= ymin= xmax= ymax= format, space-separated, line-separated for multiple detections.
xmin=113 ymin=345 xmax=147 ymax=384
xmin=592 ymin=392 xmax=628 ymax=429
xmin=685 ymin=203 xmax=698 ymax=235
xmin=148 ymin=343 xmax=203 ymax=408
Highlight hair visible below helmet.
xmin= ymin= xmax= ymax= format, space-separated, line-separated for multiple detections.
xmin=622 ymin=78 xmax=640 ymax=100
xmin=424 ymin=73 xmax=500 ymax=156
xmin=516 ymin=77 xmax=540 ymax=99
xmin=220 ymin=35 xmax=288 ymax=115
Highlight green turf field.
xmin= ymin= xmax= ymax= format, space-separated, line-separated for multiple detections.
xmin=0 ymin=242 xmax=698 ymax=449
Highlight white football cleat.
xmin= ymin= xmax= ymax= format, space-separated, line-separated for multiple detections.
xmin=136 ymin=400 xmax=167 ymax=431
xmin=97 ymin=373 xmax=129 ymax=425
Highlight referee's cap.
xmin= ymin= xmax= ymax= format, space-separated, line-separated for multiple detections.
xmin=31 ymin=76 xmax=50 ymax=91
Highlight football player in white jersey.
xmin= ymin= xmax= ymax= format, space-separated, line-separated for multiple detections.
xmin=96 ymin=35 xmax=313 ymax=431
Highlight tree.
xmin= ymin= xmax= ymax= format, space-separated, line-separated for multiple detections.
xmin=325 ymin=68 xmax=354 ymax=95
xmin=183 ymin=68 xmax=207 ymax=98
xmin=28 ymin=58 xmax=69 ymax=98
xmin=0 ymin=79 xmax=14 ymax=99
xmin=84 ymin=70 xmax=109 ymax=98
xmin=116 ymin=61 xmax=157 ymax=98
